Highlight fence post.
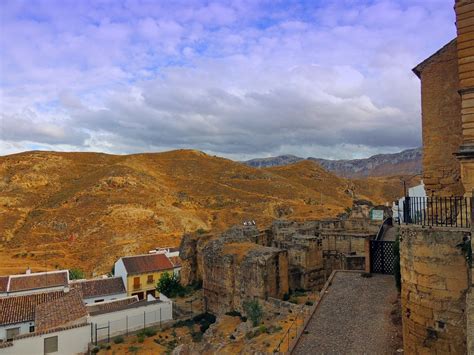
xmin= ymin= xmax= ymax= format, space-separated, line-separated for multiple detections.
xmin=144 ymin=311 xmax=146 ymax=330
xmin=160 ymin=308 xmax=162 ymax=329
xmin=126 ymin=315 xmax=128 ymax=336
xmin=107 ymin=321 xmax=110 ymax=344
xmin=95 ymin=323 xmax=97 ymax=346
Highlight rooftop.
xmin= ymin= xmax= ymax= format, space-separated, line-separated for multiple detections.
xmin=120 ymin=253 xmax=174 ymax=275
xmin=0 ymin=270 xmax=69 ymax=294
xmin=0 ymin=291 xmax=66 ymax=326
xmin=70 ymin=277 xmax=126 ymax=298
xmin=34 ymin=289 xmax=88 ymax=332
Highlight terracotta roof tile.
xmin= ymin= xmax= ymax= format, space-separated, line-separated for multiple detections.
xmin=0 ymin=291 xmax=65 ymax=326
xmin=8 ymin=271 xmax=68 ymax=292
xmin=70 ymin=277 xmax=126 ymax=298
xmin=122 ymin=254 xmax=174 ymax=274
xmin=34 ymin=289 xmax=88 ymax=331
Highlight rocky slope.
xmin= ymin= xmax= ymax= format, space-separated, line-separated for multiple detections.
xmin=244 ymin=148 xmax=422 ymax=178
xmin=0 ymin=150 xmax=416 ymax=275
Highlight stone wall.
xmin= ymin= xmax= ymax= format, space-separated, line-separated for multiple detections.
xmin=416 ymin=40 xmax=464 ymax=196
xmin=400 ymin=226 xmax=470 ymax=354
xmin=202 ymin=238 xmax=289 ymax=315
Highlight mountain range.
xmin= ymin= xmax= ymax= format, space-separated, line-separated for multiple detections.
xmin=243 ymin=148 xmax=422 ymax=178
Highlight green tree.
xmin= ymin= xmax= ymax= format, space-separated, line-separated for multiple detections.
xmin=69 ymin=268 xmax=85 ymax=280
xmin=243 ymin=299 xmax=263 ymax=327
xmin=156 ymin=272 xmax=184 ymax=297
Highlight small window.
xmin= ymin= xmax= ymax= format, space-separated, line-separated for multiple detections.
xmin=94 ymin=299 xmax=104 ymax=303
xmin=29 ymin=325 xmax=35 ymax=333
xmin=44 ymin=336 xmax=58 ymax=353
xmin=147 ymin=275 xmax=154 ymax=284
xmin=6 ymin=327 xmax=20 ymax=341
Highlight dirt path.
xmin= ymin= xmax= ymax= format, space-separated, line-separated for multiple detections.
xmin=293 ymin=272 xmax=401 ymax=355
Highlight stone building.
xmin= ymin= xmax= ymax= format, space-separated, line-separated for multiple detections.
xmin=413 ymin=40 xmax=464 ymax=196
xmin=400 ymin=1 xmax=474 ymax=353
xmin=180 ymin=210 xmax=379 ymax=315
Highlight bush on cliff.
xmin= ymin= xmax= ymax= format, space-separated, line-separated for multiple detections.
xmin=243 ymin=299 xmax=263 ymax=327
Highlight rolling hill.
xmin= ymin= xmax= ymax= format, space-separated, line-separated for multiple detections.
xmin=0 ymin=150 xmax=417 ymax=276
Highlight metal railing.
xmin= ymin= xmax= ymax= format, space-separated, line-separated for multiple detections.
xmin=401 ymin=196 xmax=472 ymax=228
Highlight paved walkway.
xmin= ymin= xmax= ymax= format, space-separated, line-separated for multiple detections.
xmin=293 ymin=272 xmax=400 ymax=355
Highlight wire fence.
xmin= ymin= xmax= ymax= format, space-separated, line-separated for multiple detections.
xmin=92 ymin=308 xmax=172 ymax=344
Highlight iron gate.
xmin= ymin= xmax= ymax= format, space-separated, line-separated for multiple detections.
xmin=370 ymin=240 xmax=395 ymax=275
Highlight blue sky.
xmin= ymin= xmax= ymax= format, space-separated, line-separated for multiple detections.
xmin=0 ymin=0 xmax=456 ymax=159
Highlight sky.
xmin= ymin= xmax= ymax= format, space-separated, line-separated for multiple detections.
xmin=0 ymin=0 xmax=456 ymax=160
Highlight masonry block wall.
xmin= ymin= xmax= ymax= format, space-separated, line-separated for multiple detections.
xmin=400 ymin=226 xmax=470 ymax=354
xmin=417 ymin=40 xmax=464 ymax=196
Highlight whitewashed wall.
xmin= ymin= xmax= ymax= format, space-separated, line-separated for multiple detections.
xmin=0 ymin=322 xmax=33 ymax=342
xmin=91 ymin=301 xmax=172 ymax=341
xmin=113 ymin=259 xmax=127 ymax=292
xmin=84 ymin=292 xmax=128 ymax=304
xmin=0 ymin=325 xmax=90 ymax=355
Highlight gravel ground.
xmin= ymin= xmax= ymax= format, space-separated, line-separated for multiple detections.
xmin=293 ymin=272 xmax=400 ymax=355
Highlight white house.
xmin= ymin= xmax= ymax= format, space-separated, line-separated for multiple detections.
xmin=0 ymin=289 xmax=87 ymax=342
xmin=69 ymin=276 xmax=127 ymax=304
xmin=0 ymin=270 xmax=69 ymax=298
xmin=393 ymin=181 xmax=427 ymax=223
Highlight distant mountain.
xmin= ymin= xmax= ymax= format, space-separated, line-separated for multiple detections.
xmin=244 ymin=155 xmax=304 ymax=168
xmin=244 ymin=148 xmax=422 ymax=178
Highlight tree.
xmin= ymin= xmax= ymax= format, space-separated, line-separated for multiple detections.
xmin=156 ymin=271 xmax=184 ymax=297
xmin=69 ymin=268 xmax=85 ymax=280
xmin=243 ymin=299 xmax=263 ymax=327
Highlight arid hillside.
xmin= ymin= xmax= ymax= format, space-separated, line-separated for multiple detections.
xmin=0 ymin=150 xmax=415 ymax=276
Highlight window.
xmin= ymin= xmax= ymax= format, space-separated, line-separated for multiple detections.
xmin=147 ymin=275 xmax=154 ymax=284
xmin=6 ymin=327 xmax=20 ymax=341
xmin=94 ymin=299 xmax=104 ymax=303
xmin=29 ymin=325 xmax=35 ymax=333
xmin=44 ymin=336 xmax=58 ymax=353
xmin=133 ymin=277 xmax=141 ymax=289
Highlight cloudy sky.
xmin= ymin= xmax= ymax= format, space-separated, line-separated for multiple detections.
xmin=0 ymin=0 xmax=456 ymax=160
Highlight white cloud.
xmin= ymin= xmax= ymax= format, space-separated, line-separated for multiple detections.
xmin=0 ymin=0 xmax=456 ymax=159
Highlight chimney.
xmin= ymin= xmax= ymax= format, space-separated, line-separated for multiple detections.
xmin=455 ymin=0 xmax=474 ymax=194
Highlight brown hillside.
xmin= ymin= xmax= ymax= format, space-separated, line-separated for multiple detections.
xmin=0 ymin=150 xmax=409 ymax=276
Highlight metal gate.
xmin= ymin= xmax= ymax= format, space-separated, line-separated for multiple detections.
xmin=370 ymin=240 xmax=395 ymax=275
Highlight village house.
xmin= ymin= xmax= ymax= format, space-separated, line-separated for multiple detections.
xmin=114 ymin=253 xmax=176 ymax=300
xmin=69 ymin=276 xmax=127 ymax=304
xmin=0 ymin=289 xmax=87 ymax=342
xmin=0 ymin=270 xmax=69 ymax=298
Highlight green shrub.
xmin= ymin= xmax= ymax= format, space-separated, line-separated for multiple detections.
xmin=143 ymin=328 xmax=157 ymax=337
xmin=128 ymin=345 xmax=140 ymax=353
xmin=156 ymin=272 xmax=187 ymax=298
xmin=69 ymin=268 xmax=85 ymax=280
xmin=90 ymin=346 xmax=100 ymax=354
xmin=113 ymin=336 xmax=124 ymax=344
xmin=137 ymin=334 xmax=145 ymax=343
xmin=305 ymin=301 xmax=314 ymax=306
xmin=243 ymin=299 xmax=263 ymax=327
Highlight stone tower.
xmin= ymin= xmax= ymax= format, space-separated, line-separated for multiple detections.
xmin=455 ymin=0 xmax=474 ymax=194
